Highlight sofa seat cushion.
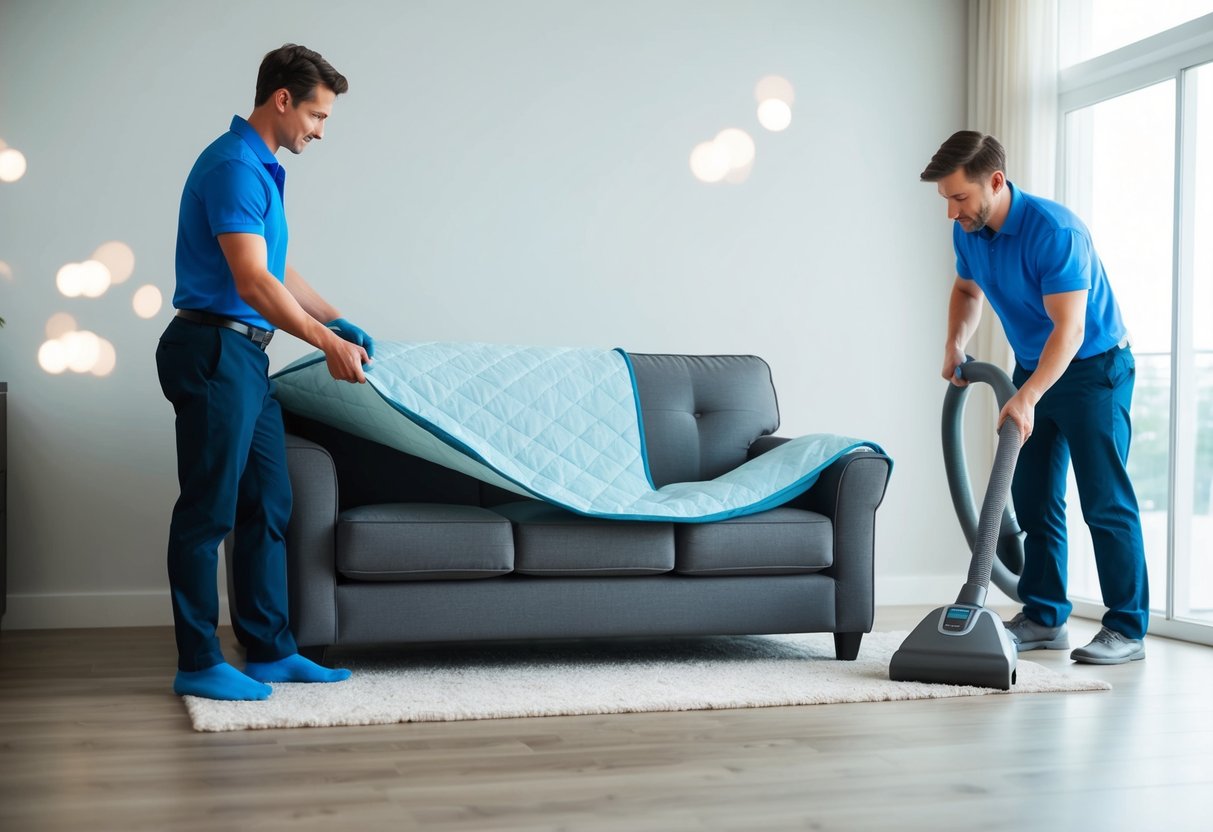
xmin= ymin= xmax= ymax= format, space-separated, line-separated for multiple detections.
xmin=492 ymin=501 xmax=674 ymax=576
xmin=674 ymin=507 xmax=832 ymax=576
xmin=337 ymin=503 xmax=514 ymax=581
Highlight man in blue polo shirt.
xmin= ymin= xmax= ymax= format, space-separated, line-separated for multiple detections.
xmin=156 ymin=44 xmax=376 ymax=700
xmin=920 ymin=131 xmax=1148 ymax=665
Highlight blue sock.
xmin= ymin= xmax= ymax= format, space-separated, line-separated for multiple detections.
xmin=244 ymin=653 xmax=352 ymax=684
xmin=174 ymin=662 xmax=272 ymax=701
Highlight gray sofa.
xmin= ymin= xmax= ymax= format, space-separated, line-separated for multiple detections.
xmin=234 ymin=353 xmax=891 ymax=662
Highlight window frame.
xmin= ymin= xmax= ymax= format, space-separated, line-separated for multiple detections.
xmin=1058 ymin=10 xmax=1213 ymax=646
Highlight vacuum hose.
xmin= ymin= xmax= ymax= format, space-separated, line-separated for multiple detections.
xmin=943 ymin=360 xmax=1026 ymax=605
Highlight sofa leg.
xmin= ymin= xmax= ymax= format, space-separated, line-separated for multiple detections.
xmin=833 ymin=632 xmax=863 ymax=661
xmin=298 ymin=644 xmax=328 ymax=663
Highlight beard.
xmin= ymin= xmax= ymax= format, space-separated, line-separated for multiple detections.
xmin=958 ymin=199 xmax=993 ymax=232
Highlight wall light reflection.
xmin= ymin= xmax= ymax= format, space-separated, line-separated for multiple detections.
xmin=38 ymin=339 xmax=69 ymax=374
xmin=757 ymin=99 xmax=792 ymax=132
xmin=56 ymin=259 xmax=113 ymax=298
xmin=0 ymin=147 xmax=27 ymax=183
xmin=46 ymin=313 xmax=78 ymax=339
xmin=91 ymin=241 xmax=135 ymax=284
xmin=38 ymin=329 xmax=116 ymax=376
xmin=690 ymin=128 xmax=756 ymax=185
xmin=755 ymin=75 xmax=795 ymax=106
xmin=62 ymin=330 xmax=102 ymax=373
xmin=133 ymin=284 xmax=163 ymax=319
xmin=689 ymin=140 xmax=731 ymax=184
xmin=714 ymin=128 xmax=755 ymax=169
xmin=92 ymin=338 xmax=117 ymax=377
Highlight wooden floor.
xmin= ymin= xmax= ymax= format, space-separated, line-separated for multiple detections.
xmin=2 ymin=606 xmax=1211 ymax=832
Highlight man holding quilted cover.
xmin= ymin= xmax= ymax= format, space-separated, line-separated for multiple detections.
xmin=156 ymin=44 xmax=374 ymax=700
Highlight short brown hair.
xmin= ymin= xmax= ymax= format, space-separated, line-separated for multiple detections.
xmin=254 ymin=44 xmax=348 ymax=107
xmin=920 ymin=131 xmax=1005 ymax=182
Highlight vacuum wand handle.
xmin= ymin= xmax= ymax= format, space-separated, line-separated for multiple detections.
xmin=957 ymin=415 xmax=1022 ymax=607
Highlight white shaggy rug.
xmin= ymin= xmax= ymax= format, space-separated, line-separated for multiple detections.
xmin=183 ymin=631 xmax=1110 ymax=732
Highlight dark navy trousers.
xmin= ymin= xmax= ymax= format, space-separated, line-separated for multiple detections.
xmin=1011 ymin=345 xmax=1149 ymax=639
xmin=156 ymin=316 xmax=297 ymax=671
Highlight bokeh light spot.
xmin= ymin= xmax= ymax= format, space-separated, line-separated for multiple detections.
xmin=56 ymin=263 xmax=85 ymax=297
xmin=46 ymin=313 xmax=78 ymax=339
xmin=755 ymin=75 xmax=795 ymax=106
xmin=757 ymin=99 xmax=793 ymax=132
xmin=714 ymin=128 xmax=756 ymax=169
xmin=38 ymin=329 xmax=116 ymax=376
xmin=133 ymin=284 xmax=163 ymax=319
xmin=62 ymin=330 xmax=102 ymax=373
xmin=57 ymin=259 xmax=113 ymax=298
xmin=91 ymin=241 xmax=135 ymax=284
xmin=91 ymin=338 xmax=117 ymax=377
xmin=78 ymin=260 xmax=113 ymax=298
xmin=689 ymin=141 xmax=732 ymax=184
xmin=0 ymin=147 xmax=27 ymax=183
xmin=38 ymin=339 xmax=69 ymax=374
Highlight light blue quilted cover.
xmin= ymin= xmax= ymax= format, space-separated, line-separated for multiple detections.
xmin=271 ymin=342 xmax=886 ymax=522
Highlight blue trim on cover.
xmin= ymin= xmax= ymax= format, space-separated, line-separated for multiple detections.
xmin=615 ymin=348 xmax=657 ymax=490
xmin=565 ymin=441 xmax=886 ymax=523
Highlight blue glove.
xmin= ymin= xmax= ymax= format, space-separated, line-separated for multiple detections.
xmin=325 ymin=318 xmax=375 ymax=359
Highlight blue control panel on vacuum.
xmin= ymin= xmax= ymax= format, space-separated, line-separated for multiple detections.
xmin=940 ymin=605 xmax=976 ymax=634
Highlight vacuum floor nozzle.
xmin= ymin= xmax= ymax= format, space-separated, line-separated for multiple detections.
xmin=889 ymin=605 xmax=1017 ymax=690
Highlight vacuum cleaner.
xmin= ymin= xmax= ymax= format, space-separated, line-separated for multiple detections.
xmin=889 ymin=359 xmax=1023 ymax=690
xmin=942 ymin=360 xmax=1026 ymax=602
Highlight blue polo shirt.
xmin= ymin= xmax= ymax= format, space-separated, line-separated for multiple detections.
xmin=954 ymin=182 xmax=1127 ymax=370
xmin=174 ymin=116 xmax=288 ymax=330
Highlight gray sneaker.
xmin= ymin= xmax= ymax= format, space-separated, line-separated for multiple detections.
xmin=1070 ymin=627 xmax=1145 ymax=665
xmin=1003 ymin=612 xmax=1070 ymax=651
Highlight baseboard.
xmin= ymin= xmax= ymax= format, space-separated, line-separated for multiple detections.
xmin=2 ymin=590 xmax=230 ymax=630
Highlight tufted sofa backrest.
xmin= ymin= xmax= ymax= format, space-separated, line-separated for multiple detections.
xmin=627 ymin=353 xmax=780 ymax=487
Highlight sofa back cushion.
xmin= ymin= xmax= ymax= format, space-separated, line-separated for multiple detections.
xmin=628 ymin=354 xmax=779 ymax=487
xmin=285 ymin=412 xmax=485 ymax=509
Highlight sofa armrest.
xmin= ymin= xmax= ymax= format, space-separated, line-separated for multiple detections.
xmin=750 ymin=437 xmax=892 ymax=633
xmin=281 ymin=434 xmax=341 ymax=646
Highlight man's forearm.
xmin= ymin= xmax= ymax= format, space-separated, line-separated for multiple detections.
xmin=1018 ymin=289 xmax=1088 ymax=406
xmin=284 ymin=264 xmax=340 ymax=323
xmin=1018 ymin=326 xmax=1084 ymax=406
xmin=947 ymin=285 xmax=983 ymax=352
xmin=238 ymin=270 xmax=340 ymax=351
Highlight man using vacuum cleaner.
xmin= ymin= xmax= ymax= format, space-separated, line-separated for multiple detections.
xmin=920 ymin=131 xmax=1148 ymax=665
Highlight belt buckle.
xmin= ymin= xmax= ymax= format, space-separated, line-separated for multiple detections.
xmin=251 ymin=328 xmax=273 ymax=350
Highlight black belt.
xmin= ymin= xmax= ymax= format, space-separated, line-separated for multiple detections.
xmin=176 ymin=309 xmax=274 ymax=349
xmin=1073 ymin=336 xmax=1131 ymax=363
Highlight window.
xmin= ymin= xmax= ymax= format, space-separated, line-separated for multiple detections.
xmin=1061 ymin=0 xmax=1213 ymax=67
xmin=1059 ymin=6 xmax=1213 ymax=642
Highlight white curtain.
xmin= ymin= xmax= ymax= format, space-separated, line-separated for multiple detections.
xmin=967 ymin=0 xmax=1059 ymax=372
xmin=959 ymin=0 xmax=1059 ymax=509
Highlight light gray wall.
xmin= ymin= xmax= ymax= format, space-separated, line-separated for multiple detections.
xmin=0 ymin=0 xmax=973 ymax=628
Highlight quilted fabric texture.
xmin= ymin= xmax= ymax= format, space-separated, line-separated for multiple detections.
xmin=271 ymin=342 xmax=885 ymax=522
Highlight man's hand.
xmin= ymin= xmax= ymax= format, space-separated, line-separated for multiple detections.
xmin=998 ymin=390 xmax=1035 ymax=444
xmin=322 ymin=334 xmax=370 ymax=384
xmin=944 ymin=277 xmax=983 ymax=387
xmin=326 ymin=318 xmax=375 ymax=359
xmin=943 ymin=346 xmax=969 ymax=387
